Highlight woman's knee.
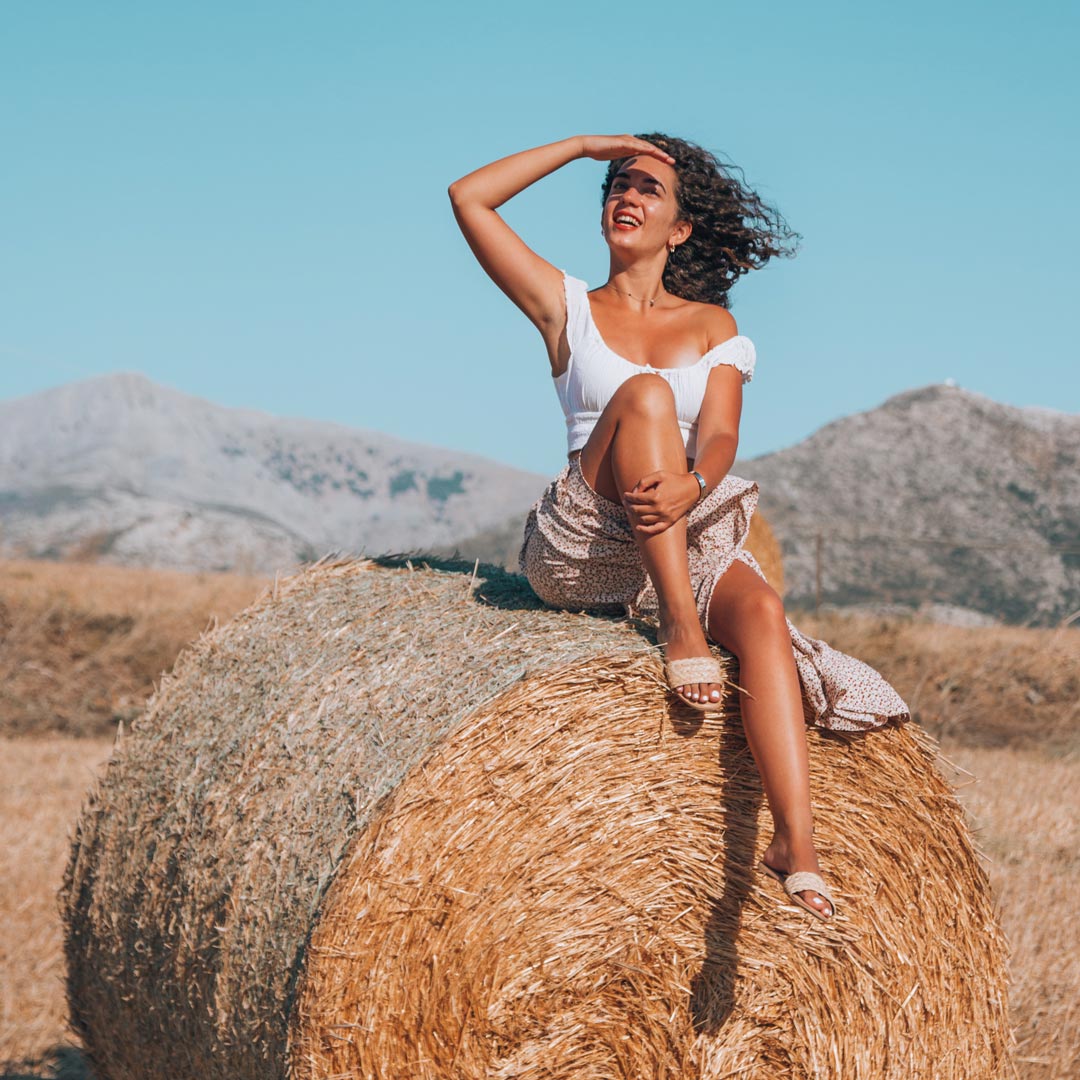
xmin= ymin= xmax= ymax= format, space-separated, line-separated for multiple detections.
xmin=711 ymin=580 xmax=788 ymax=653
xmin=608 ymin=372 xmax=677 ymax=420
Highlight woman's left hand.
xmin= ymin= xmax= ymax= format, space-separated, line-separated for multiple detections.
xmin=623 ymin=471 xmax=701 ymax=537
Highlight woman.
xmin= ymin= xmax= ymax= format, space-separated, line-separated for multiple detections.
xmin=448 ymin=133 xmax=909 ymax=922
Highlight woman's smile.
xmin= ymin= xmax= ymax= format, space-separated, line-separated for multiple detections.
xmin=603 ymin=157 xmax=681 ymax=244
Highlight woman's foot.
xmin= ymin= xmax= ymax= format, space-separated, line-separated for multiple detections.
xmin=659 ymin=617 xmax=724 ymax=707
xmin=762 ymin=834 xmax=833 ymax=919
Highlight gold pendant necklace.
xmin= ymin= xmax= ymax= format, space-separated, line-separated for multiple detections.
xmin=605 ymin=282 xmax=660 ymax=307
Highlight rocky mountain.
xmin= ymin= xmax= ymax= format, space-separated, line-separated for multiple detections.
xmin=447 ymin=385 xmax=1080 ymax=627
xmin=0 ymin=374 xmax=548 ymax=574
xmin=4 ymin=377 xmax=1076 ymax=626
xmin=738 ymin=384 xmax=1079 ymax=625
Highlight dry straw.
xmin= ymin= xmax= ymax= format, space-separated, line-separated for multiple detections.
xmin=744 ymin=510 xmax=784 ymax=597
xmin=63 ymin=557 xmax=1012 ymax=1079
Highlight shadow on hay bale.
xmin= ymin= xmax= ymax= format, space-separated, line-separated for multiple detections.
xmin=62 ymin=558 xmax=1011 ymax=1080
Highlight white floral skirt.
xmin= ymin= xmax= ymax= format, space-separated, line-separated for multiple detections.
xmin=519 ymin=457 xmax=910 ymax=733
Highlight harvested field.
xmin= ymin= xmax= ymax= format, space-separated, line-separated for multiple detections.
xmin=941 ymin=746 xmax=1080 ymax=1079
xmin=797 ymin=611 xmax=1080 ymax=752
xmin=0 ymin=736 xmax=112 ymax=1073
xmin=1 ymin=557 xmax=1078 ymax=1077
xmin=0 ymin=559 xmax=266 ymax=737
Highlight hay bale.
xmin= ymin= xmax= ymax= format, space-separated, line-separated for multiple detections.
xmin=745 ymin=511 xmax=784 ymax=595
xmin=62 ymin=558 xmax=1011 ymax=1080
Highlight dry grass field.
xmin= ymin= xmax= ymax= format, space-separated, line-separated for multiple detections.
xmin=943 ymin=746 xmax=1080 ymax=1077
xmin=0 ymin=558 xmax=266 ymax=737
xmin=0 ymin=559 xmax=1077 ymax=1077
xmin=0 ymin=736 xmax=112 ymax=1075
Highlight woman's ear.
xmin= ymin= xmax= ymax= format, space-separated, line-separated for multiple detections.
xmin=671 ymin=220 xmax=692 ymax=247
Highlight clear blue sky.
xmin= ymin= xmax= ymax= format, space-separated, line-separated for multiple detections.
xmin=2 ymin=1 xmax=1077 ymax=477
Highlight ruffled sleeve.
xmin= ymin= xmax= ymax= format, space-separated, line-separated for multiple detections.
xmin=559 ymin=271 xmax=591 ymax=357
xmin=702 ymin=335 xmax=756 ymax=384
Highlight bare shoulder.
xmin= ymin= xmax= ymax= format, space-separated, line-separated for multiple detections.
xmin=683 ymin=297 xmax=739 ymax=347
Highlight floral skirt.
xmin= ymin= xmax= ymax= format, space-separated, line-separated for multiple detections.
xmin=519 ymin=458 xmax=910 ymax=733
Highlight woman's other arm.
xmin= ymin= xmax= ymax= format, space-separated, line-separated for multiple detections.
xmin=693 ymin=346 xmax=745 ymax=491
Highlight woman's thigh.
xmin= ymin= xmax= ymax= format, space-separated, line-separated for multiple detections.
xmin=520 ymin=461 xmax=648 ymax=613
xmin=706 ymin=558 xmax=789 ymax=654
xmin=578 ymin=374 xmax=683 ymax=503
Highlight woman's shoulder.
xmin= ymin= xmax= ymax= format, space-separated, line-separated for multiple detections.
xmin=687 ymin=299 xmax=755 ymax=382
xmin=691 ymin=298 xmax=740 ymax=346
xmin=557 ymin=271 xmax=592 ymax=360
xmin=673 ymin=296 xmax=744 ymax=354
xmin=558 ymin=270 xmax=591 ymax=310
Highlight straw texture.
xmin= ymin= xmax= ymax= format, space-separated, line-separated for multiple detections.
xmin=62 ymin=558 xmax=1012 ymax=1080
xmin=745 ymin=509 xmax=783 ymax=596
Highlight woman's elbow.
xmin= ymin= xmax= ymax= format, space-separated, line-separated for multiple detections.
xmin=698 ymin=431 xmax=739 ymax=464
xmin=703 ymin=430 xmax=739 ymax=453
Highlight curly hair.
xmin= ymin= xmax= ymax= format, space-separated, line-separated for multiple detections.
xmin=601 ymin=133 xmax=801 ymax=308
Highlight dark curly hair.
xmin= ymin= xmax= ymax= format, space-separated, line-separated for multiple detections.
xmin=602 ymin=133 xmax=801 ymax=308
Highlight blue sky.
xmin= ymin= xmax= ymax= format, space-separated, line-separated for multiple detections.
xmin=2 ymin=1 xmax=1077 ymax=477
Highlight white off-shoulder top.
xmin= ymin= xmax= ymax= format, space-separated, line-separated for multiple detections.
xmin=552 ymin=271 xmax=756 ymax=458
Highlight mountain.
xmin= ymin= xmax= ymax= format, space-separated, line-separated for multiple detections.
xmin=737 ymin=384 xmax=1079 ymax=625
xmin=4 ymin=376 xmax=1077 ymax=625
xmin=0 ymin=374 xmax=548 ymax=574
xmin=447 ymin=385 xmax=1080 ymax=627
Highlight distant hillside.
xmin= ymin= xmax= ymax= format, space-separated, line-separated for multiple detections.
xmin=3 ymin=376 xmax=1076 ymax=624
xmin=737 ymin=384 xmax=1079 ymax=625
xmin=0 ymin=374 xmax=548 ymax=573
xmin=447 ymin=385 xmax=1080 ymax=627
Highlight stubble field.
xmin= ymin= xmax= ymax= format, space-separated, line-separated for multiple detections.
xmin=0 ymin=559 xmax=1076 ymax=1078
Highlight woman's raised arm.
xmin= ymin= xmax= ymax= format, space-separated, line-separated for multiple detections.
xmin=448 ymin=135 xmax=675 ymax=338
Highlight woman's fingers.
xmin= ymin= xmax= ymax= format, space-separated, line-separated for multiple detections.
xmin=624 ymin=495 xmax=675 ymax=519
xmin=633 ymin=520 xmax=673 ymax=537
xmin=580 ymin=135 xmax=675 ymax=165
xmin=632 ymin=471 xmax=666 ymax=491
xmin=624 ymin=476 xmax=665 ymax=505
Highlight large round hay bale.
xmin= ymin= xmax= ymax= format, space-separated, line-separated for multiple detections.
xmin=63 ymin=558 xmax=1010 ymax=1080
xmin=745 ymin=510 xmax=784 ymax=595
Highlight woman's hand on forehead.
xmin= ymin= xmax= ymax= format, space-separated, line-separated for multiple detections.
xmin=579 ymin=135 xmax=675 ymax=165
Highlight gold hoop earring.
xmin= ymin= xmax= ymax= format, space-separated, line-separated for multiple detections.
xmin=668 ymin=243 xmax=677 ymax=255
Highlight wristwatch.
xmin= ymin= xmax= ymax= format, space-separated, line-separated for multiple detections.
xmin=691 ymin=469 xmax=707 ymax=502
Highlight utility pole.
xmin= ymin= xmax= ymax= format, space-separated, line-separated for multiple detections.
xmin=814 ymin=530 xmax=823 ymax=616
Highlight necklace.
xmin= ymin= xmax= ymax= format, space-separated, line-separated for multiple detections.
xmin=605 ymin=281 xmax=662 ymax=308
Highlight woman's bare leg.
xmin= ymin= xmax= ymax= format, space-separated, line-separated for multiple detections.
xmin=578 ymin=374 xmax=722 ymax=706
xmin=707 ymin=559 xmax=832 ymax=917
xmin=576 ymin=376 xmax=827 ymax=913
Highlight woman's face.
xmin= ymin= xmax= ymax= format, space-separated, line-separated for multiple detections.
xmin=601 ymin=157 xmax=688 ymax=255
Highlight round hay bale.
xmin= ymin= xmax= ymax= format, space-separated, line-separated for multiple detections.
xmin=744 ymin=510 xmax=784 ymax=595
xmin=63 ymin=558 xmax=1011 ymax=1080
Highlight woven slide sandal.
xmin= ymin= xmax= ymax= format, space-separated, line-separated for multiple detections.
xmin=760 ymin=861 xmax=836 ymax=922
xmin=664 ymin=656 xmax=725 ymax=713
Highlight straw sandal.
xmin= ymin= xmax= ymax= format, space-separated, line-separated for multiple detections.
xmin=664 ymin=656 xmax=724 ymax=713
xmin=760 ymin=861 xmax=836 ymax=922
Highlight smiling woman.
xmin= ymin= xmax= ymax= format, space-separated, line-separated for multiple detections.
xmin=599 ymin=133 xmax=798 ymax=309
xmin=447 ymin=133 xmax=910 ymax=923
